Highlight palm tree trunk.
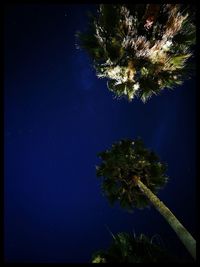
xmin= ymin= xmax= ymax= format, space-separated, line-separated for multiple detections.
xmin=136 ymin=178 xmax=196 ymax=260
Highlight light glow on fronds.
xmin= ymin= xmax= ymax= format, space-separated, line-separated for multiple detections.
xmin=77 ymin=4 xmax=196 ymax=102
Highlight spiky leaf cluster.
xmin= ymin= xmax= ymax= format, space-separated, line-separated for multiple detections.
xmin=96 ymin=139 xmax=168 ymax=210
xmin=92 ymin=232 xmax=174 ymax=263
xmin=76 ymin=4 xmax=196 ymax=102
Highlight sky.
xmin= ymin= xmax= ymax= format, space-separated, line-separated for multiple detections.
xmin=4 ymin=4 xmax=196 ymax=263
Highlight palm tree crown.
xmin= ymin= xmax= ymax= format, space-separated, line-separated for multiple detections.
xmin=76 ymin=4 xmax=196 ymax=102
xmin=96 ymin=138 xmax=168 ymax=210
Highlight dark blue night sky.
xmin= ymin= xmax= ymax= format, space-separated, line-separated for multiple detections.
xmin=4 ymin=4 xmax=196 ymax=263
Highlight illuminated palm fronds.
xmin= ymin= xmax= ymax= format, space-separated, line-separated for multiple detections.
xmin=77 ymin=4 xmax=196 ymax=102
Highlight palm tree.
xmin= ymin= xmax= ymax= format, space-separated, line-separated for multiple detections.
xmin=96 ymin=138 xmax=196 ymax=260
xmin=92 ymin=232 xmax=175 ymax=263
xmin=76 ymin=4 xmax=196 ymax=102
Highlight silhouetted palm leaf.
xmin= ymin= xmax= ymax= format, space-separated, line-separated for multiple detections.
xmin=92 ymin=232 xmax=175 ymax=263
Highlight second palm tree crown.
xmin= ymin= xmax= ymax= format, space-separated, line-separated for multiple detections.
xmin=96 ymin=138 xmax=167 ymax=210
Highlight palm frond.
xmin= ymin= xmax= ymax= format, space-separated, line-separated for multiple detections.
xmin=91 ymin=232 xmax=175 ymax=263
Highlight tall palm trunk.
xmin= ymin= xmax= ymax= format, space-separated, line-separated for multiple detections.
xmin=135 ymin=178 xmax=196 ymax=260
